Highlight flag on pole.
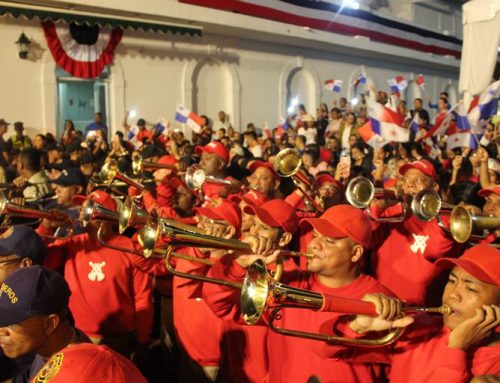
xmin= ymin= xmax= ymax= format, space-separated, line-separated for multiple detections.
xmin=175 ymin=105 xmax=204 ymax=133
xmin=453 ymin=103 xmax=472 ymax=131
xmin=324 ymin=79 xmax=343 ymax=93
xmin=387 ymin=75 xmax=408 ymax=94
xmin=352 ymin=73 xmax=367 ymax=88
xmin=446 ymin=125 xmax=480 ymax=151
xmin=468 ymin=80 xmax=500 ymax=128
xmin=409 ymin=112 xmax=421 ymax=134
xmin=424 ymin=108 xmax=454 ymax=138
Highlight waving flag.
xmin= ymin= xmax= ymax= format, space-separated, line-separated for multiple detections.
xmin=175 ymin=105 xmax=204 ymax=133
xmin=453 ymin=103 xmax=472 ymax=131
xmin=358 ymin=121 xmax=388 ymax=149
xmin=415 ymin=74 xmax=425 ymax=88
xmin=325 ymin=79 xmax=343 ymax=93
xmin=409 ymin=112 xmax=421 ymax=134
xmin=446 ymin=124 xmax=480 ymax=151
xmin=469 ymin=80 xmax=500 ymax=128
xmin=367 ymin=100 xmax=409 ymax=142
xmin=424 ymin=109 xmax=454 ymax=138
xmin=387 ymin=76 xmax=408 ymax=94
xmin=352 ymin=73 xmax=367 ymax=88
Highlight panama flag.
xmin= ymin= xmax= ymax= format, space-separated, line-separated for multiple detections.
xmin=358 ymin=121 xmax=388 ymax=149
xmin=453 ymin=103 xmax=472 ymax=131
xmin=352 ymin=73 xmax=367 ymax=88
xmin=415 ymin=74 xmax=425 ymax=88
xmin=424 ymin=108 xmax=454 ymax=138
xmin=175 ymin=105 xmax=204 ymax=133
xmin=468 ymin=80 xmax=500 ymax=128
xmin=446 ymin=124 xmax=480 ymax=151
xmin=325 ymin=79 xmax=343 ymax=93
xmin=387 ymin=75 xmax=408 ymax=94
xmin=409 ymin=112 xmax=421 ymax=134
xmin=367 ymin=100 xmax=409 ymax=142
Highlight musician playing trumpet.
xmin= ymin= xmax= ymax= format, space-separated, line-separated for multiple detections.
xmin=317 ymin=244 xmax=500 ymax=382
xmin=203 ymin=204 xmax=396 ymax=383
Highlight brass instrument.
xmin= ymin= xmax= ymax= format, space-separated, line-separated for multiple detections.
xmin=449 ymin=206 xmax=500 ymax=243
xmin=99 ymin=159 xmax=145 ymax=192
xmin=0 ymin=191 xmax=68 ymax=222
xmin=411 ymin=189 xmax=456 ymax=222
xmin=273 ymin=148 xmax=324 ymax=212
xmin=80 ymin=199 xmax=120 ymax=228
xmin=185 ymin=164 xmax=235 ymax=191
xmin=241 ymin=259 xmax=450 ymax=346
xmin=132 ymin=153 xmax=176 ymax=176
xmin=118 ymin=197 xmax=149 ymax=234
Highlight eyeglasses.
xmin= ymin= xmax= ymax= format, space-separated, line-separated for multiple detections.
xmin=0 ymin=258 xmax=22 ymax=267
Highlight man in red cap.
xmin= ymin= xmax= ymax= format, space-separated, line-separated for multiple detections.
xmin=195 ymin=141 xmax=236 ymax=200
xmin=318 ymin=244 xmax=500 ymax=382
xmin=204 ymin=204 xmax=394 ymax=383
xmin=42 ymin=191 xmax=154 ymax=360
xmin=370 ymin=159 xmax=462 ymax=306
xmin=128 ymin=200 xmax=242 ymax=382
xmin=246 ymin=161 xmax=281 ymax=199
xmin=478 ymin=185 xmax=500 ymax=242
xmin=229 ymin=189 xmax=269 ymax=235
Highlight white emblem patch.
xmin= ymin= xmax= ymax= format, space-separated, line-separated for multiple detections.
xmin=410 ymin=234 xmax=429 ymax=254
xmin=88 ymin=261 xmax=106 ymax=282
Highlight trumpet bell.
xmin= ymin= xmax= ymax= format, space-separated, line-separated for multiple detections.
xmin=241 ymin=258 xmax=269 ymax=325
xmin=131 ymin=153 xmax=142 ymax=177
xmin=185 ymin=164 xmax=206 ymax=190
xmin=99 ymin=159 xmax=118 ymax=185
xmin=346 ymin=176 xmax=375 ymax=209
xmin=118 ymin=198 xmax=149 ymax=234
xmin=450 ymin=206 xmax=473 ymax=243
xmin=411 ymin=189 xmax=442 ymax=222
xmin=273 ymin=148 xmax=302 ymax=177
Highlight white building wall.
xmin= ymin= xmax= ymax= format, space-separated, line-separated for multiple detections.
xmin=0 ymin=0 xmax=461 ymax=139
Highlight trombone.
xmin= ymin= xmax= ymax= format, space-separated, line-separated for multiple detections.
xmin=185 ymin=164 xmax=236 ymax=191
xmin=241 ymin=259 xmax=451 ymax=346
xmin=99 ymin=159 xmax=146 ymax=192
xmin=273 ymin=148 xmax=324 ymax=212
xmin=132 ymin=153 xmax=176 ymax=177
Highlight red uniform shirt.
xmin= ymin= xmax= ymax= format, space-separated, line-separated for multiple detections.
xmin=45 ymin=233 xmax=153 ymax=343
xmin=204 ymin=258 xmax=393 ymax=383
xmin=319 ymin=315 xmax=500 ymax=382
xmin=370 ymin=204 xmax=463 ymax=305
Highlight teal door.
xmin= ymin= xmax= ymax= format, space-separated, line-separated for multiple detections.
xmin=56 ymin=66 xmax=109 ymax=139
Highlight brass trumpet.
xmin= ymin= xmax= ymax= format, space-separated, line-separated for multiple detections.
xmin=241 ymin=259 xmax=451 ymax=346
xmin=80 ymin=199 xmax=120 ymax=228
xmin=0 ymin=191 xmax=68 ymax=222
xmin=185 ymin=164 xmax=235 ymax=191
xmin=132 ymin=153 xmax=176 ymax=176
xmin=99 ymin=159 xmax=145 ymax=192
xmin=273 ymin=148 xmax=324 ymax=212
xmin=118 ymin=197 xmax=149 ymax=234
xmin=449 ymin=206 xmax=500 ymax=243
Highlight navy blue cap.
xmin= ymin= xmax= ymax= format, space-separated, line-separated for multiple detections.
xmin=0 ymin=266 xmax=71 ymax=326
xmin=79 ymin=151 xmax=96 ymax=165
xmin=140 ymin=144 xmax=159 ymax=159
xmin=51 ymin=168 xmax=87 ymax=187
xmin=0 ymin=225 xmax=47 ymax=264
xmin=65 ymin=140 xmax=83 ymax=154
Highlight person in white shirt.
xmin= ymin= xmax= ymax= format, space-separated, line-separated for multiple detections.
xmin=297 ymin=114 xmax=318 ymax=145
xmin=244 ymin=131 xmax=263 ymax=158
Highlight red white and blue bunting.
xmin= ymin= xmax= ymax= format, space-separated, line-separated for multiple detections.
xmin=42 ymin=21 xmax=123 ymax=79
xmin=179 ymin=0 xmax=462 ymax=58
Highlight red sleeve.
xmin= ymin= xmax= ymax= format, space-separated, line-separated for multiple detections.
xmin=142 ymin=191 xmax=158 ymax=212
xmin=45 ymin=236 xmax=73 ymax=271
xmin=131 ymin=267 xmax=154 ymax=344
xmin=426 ymin=348 xmax=469 ymax=383
xmin=284 ymin=191 xmax=304 ymax=208
xmin=202 ymin=255 xmax=246 ymax=321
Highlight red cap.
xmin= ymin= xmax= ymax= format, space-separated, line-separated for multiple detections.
xmin=315 ymin=173 xmax=344 ymax=192
xmin=248 ymin=161 xmax=279 ymax=179
xmin=299 ymin=204 xmax=372 ymax=248
xmin=71 ymin=190 xmax=117 ymax=211
xmin=194 ymin=200 xmax=242 ymax=232
xmin=157 ymin=155 xmax=177 ymax=166
xmin=319 ymin=147 xmax=332 ymax=163
xmin=436 ymin=244 xmax=500 ymax=287
xmin=399 ymin=160 xmax=437 ymax=180
xmin=31 ymin=343 xmax=146 ymax=382
xmin=478 ymin=184 xmax=500 ymax=198
xmin=195 ymin=141 xmax=229 ymax=163
xmin=229 ymin=189 xmax=269 ymax=206
xmin=243 ymin=199 xmax=298 ymax=234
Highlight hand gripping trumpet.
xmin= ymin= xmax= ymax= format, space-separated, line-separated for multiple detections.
xmin=131 ymin=153 xmax=176 ymax=177
xmin=99 ymin=159 xmax=146 ymax=192
xmin=241 ymin=259 xmax=451 ymax=346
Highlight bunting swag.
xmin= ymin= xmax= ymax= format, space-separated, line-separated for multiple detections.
xmin=42 ymin=21 xmax=123 ymax=79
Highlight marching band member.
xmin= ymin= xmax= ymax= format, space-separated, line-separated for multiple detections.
xmin=318 ymin=244 xmax=500 ymax=382
xmin=204 ymin=204 xmax=395 ymax=383
xmin=246 ymin=161 xmax=281 ymax=199
xmin=370 ymin=159 xmax=463 ymax=306
xmin=41 ymin=190 xmax=153 ymax=359
xmin=204 ymin=199 xmax=299 ymax=383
